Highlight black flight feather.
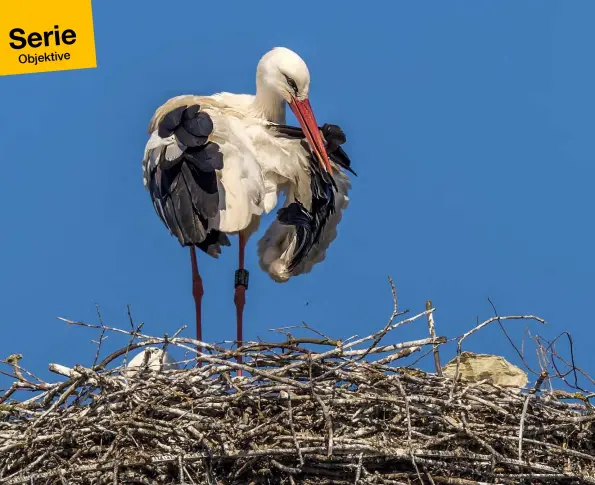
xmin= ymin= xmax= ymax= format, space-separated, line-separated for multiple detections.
xmin=271 ymin=122 xmax=357 ymax=176
xmin=146 ymin=104 xmax=225 ymax=254
xmin=277 ymin=201 xmax=313 ymax=269
xmin=274 ymin=122 xmax=350 ymax=271
xmin=158 ymin=105 xmax=187 ymax=137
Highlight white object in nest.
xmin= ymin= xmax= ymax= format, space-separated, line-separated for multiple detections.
xmin=442 ymin=351 xmax=528 ymax=390
xmin=124 ymin=347 xmax=179 ymax=376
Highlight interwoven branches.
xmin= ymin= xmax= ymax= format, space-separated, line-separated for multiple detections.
xmin=0 ymin=287 xmax=593 ymax=485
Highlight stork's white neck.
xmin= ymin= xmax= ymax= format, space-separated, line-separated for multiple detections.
xmin=251 ymin=84 xmax=286 ymax=124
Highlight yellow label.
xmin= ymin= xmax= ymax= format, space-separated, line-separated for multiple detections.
xmin=0 ymin=0 xmax=97 ymax=76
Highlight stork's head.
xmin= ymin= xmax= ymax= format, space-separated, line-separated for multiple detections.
xmin=257 ymin=47 xmax=332 ymax=173
xmin=257 ymin=47 xmax=310 ymax=101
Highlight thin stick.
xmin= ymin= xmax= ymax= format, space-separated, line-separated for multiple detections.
xmin=426 ymin=300 xmax=442 ymax=377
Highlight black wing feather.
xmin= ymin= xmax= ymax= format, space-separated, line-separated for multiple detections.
xmin=272 ymin=123 xmax=349 ymax=271
xmin=277 ymin=201 xmax=314 ymax=270
xmin=158 ymin=105 xmax=186 ymax=137
xmin=145 ymin=104 xmax=227 ymax=254
xmin=272 ymin=122 xmax=357 ymax=176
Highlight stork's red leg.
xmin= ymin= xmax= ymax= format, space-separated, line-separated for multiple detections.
xmin=190 ymin=246 xmax=203 ymax=359
xmin=234 ymin=232 xmax=249 ymax=373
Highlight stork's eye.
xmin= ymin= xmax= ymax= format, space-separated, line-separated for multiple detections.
xmin=283 ymin=74 xmax=299 ymax=95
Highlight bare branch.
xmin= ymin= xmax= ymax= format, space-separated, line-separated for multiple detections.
xmin=0 ymin=296 xmax=590 ymax=485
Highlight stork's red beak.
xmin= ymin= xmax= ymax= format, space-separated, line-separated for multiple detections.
xmin=289 ymin=97 xmax=332 ymax=173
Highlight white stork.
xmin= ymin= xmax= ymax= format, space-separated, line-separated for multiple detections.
xmin=141 ymin=47 xmax=355 ymax=362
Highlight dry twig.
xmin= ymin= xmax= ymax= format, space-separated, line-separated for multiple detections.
xmin=0 ymin=291 xmax=592 ymax=485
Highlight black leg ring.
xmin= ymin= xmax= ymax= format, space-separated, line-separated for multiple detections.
xmin=235 ymin=269 xmax=249 ymax=289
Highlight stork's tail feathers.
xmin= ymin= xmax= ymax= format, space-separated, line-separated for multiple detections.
xmin=142 ymin=104 xmax=230 ymax=256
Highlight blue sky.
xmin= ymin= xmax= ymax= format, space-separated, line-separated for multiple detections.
xmin=1 ymin=1 xmax=593 ymax=393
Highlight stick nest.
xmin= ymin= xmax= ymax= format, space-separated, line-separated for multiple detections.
xmin=1 ymin=293 xmax=594 ymax=485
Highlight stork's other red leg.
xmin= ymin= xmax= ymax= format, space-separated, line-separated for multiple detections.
xmin=190 ymin=247 xmax=203 ymax=357
xmin=234 ymin=232 xmax=249 ymax=373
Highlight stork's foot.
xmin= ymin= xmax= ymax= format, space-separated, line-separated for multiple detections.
xmin=234 ymin=269 xmax=249 ymax=373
